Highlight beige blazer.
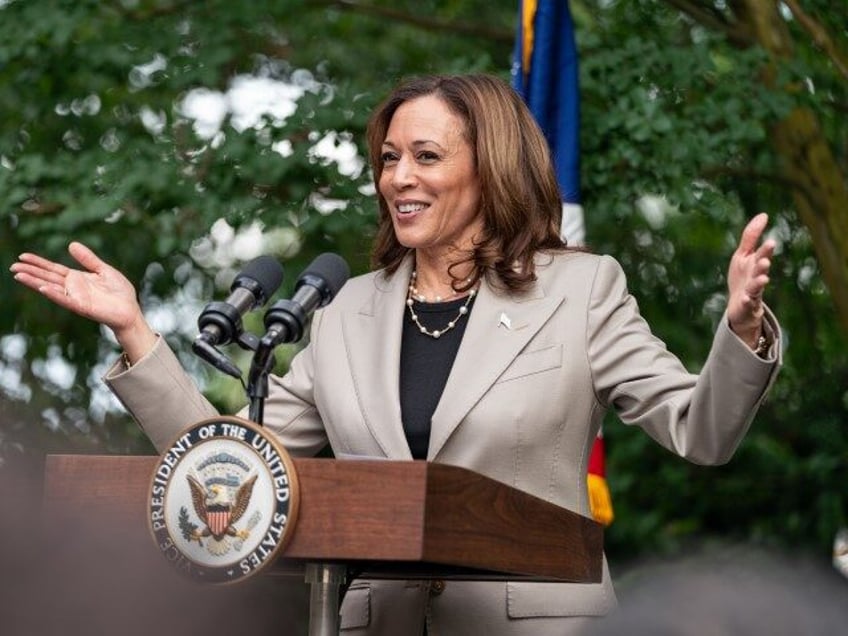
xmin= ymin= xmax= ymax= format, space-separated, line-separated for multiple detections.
xmin=106 ymin=251 xmax=781 ymax=635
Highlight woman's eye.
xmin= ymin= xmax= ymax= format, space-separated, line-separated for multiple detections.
xmin=417 ymin=151 xmax=439 ymax=162
xmin=380 ymin=151 xmax=398 ymax=164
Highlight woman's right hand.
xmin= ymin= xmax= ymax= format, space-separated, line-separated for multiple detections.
xmin=11 ymin=241 xmax=158 ymax=363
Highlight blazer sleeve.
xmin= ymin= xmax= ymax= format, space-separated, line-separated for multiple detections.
xmin=103 ymin=336 xmax=220 ymax=453
xmin=587 ymin=255 xmax=781 ymax=465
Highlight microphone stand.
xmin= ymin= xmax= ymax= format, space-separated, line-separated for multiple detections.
xmin=245 ymin=324 xmax=349 ymax=636
xmin=246 ymin=300 xmax=302 ymax=425
xmin=245 ymin=334 xmax=278 ymax=426
xmin=196 ymin=254 xmax=351 ymax=635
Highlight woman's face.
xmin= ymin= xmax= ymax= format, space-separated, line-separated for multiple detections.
xmin=378 ymin=94 xmax=483 ymax=258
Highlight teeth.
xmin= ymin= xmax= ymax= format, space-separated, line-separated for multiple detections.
xmin=398 ymin=203 xmax=427 ymax=213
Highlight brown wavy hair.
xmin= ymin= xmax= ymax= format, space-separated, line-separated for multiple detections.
xmin=367 ymin=73 xmax=570 ymax=292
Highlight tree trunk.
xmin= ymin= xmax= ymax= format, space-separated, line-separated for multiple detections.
xmin=739 ymin=0 xmax=848 ymax=332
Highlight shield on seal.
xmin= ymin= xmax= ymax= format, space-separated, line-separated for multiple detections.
xmin=206 ymin=506 xmax=231 ymax=537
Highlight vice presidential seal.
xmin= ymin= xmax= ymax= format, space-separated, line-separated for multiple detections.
xmin=148 ymin=416 xmax=299 ymax=583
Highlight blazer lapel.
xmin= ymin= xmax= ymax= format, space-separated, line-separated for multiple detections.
xmin=342 ymin=257 xmax=414 ymax=459
xmin=428 ymin=277 xmax=564 ymax=460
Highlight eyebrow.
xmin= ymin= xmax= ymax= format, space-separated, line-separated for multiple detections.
xmin=381 ymin=139 xmax=446 ymax=151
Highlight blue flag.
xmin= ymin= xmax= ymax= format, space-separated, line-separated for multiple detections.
xmin=512 ymin=0 xmax=581 ymax=206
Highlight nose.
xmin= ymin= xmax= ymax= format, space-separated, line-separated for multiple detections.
xmin=389 ymin=155 xmax=417 ymax=190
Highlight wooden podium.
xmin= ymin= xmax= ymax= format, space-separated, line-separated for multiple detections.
xmin=44 ymin=455 xmax=602 ymax=634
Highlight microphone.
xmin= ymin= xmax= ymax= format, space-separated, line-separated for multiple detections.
xmin=195 ymin=255 xmax=284 ymax=348
xmin=262 ymin=253 xmax=350 ymax=346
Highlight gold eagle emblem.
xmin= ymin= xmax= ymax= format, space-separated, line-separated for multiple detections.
xmin=186 ymin=473 xmax=257 ymax=548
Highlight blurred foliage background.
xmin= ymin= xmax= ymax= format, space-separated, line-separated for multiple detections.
xmin=1 ymin=0 xmax=846 ymax=591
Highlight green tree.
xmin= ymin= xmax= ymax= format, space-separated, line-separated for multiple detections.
xmin=575 ymin=0 xmax=848 ymax=558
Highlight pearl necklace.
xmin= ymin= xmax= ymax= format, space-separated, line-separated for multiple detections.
xmin=408 ymin=270 xmax=472 ymax=303
xmin=406 ymin=270 xmax=477 ymax=339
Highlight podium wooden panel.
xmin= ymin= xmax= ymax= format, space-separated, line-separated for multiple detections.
xmin=43 ymin=454 xmax=602 ymax=583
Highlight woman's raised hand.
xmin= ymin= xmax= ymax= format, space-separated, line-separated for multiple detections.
xmin=11 ymin=242 xmax=158 ymax=362
xmin=726 ymin=213 xmax=776 ymax=349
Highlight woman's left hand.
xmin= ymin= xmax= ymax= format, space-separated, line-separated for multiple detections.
xmin=726 ymin=212 xmax=776 ymax=348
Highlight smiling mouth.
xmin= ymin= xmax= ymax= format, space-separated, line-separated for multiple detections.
xmin=397 ymin=202 xmax=429 ymax=215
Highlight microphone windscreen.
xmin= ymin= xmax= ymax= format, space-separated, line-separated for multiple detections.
xmin=232 ymin=255 xmax=284 ymax=304
xmin=302 ymin=253 xmax=350 ymax=298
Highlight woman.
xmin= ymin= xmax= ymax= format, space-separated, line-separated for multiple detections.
xmin=11 ymin=74 xmax=780 ymax=634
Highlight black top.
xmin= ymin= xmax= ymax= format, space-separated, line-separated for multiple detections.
xmin=399 ymin=295 xmax=476 ymax=459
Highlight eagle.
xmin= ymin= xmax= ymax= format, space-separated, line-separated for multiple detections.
xmin=186 ymin=473 xmax=257 ymax=545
